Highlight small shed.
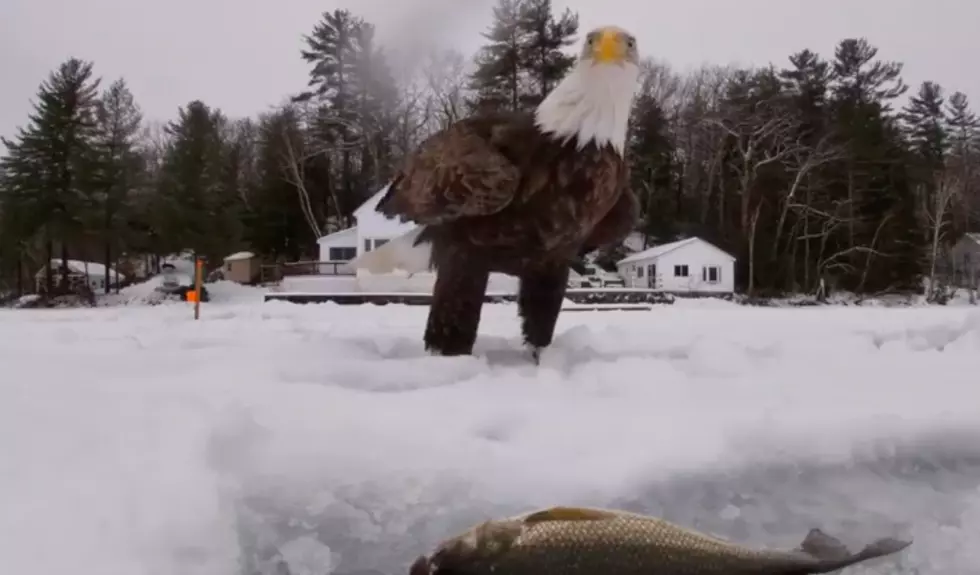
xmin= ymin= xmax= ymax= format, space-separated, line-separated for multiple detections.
xmin=222 ymin=251 xmax=260 ymax=284
xmin=616 ymin=237 xmax=736 ymax=294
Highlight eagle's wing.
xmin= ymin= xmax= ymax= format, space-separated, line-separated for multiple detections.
xmin=377 ymin=116 xmax=525 ymax=225
xmin=583 ymin=181 xmax=638 ymax=251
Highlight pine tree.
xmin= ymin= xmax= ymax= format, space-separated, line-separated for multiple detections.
xmin=296 ymin=9 xmax=391 ymax=226
xmin=902 ymin=81 xmax=948 ymax=170
xmin=92 ymin=78 xmax=144 ymax=292
xmin=945 ymin=92 xmax=980 ymax=233
xmin=17 ymin=58 xmax=101 ymax=294
xmin=0 ymin=133 xmax=47 ymax=293
xmin=156 ymin=100 xmax=227 ymax=261
xmin=243 ymin=107 xmax=313 ymax=260
xmin=516 ymin=0 xmax=578 ymax=108
xmin=349 ymin=21 xmax=399 ymax=198
xmin=828 ymin=38 xmax=918 ymax=292
xmin=629 ymin=86 xmax=676 ymax=241
xmin=468 ymin=0 xmax=526 ymax=113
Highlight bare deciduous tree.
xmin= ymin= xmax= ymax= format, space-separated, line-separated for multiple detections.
xmin=709 ymin=101 xmax=803 ymax=293
xmin=921 ymin=171 xmax=959 ymax=300
xmin=420 ymin=48 xmax=470 ymax=131
xmin=280 ymin=102 xmax=366 ymax=239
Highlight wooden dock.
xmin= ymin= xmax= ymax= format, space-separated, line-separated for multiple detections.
xmin=263 ymin=288 xmax=673 ymax=309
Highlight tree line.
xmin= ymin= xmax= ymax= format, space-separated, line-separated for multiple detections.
xmin=1 ymin=0 xmax=978 ymax=298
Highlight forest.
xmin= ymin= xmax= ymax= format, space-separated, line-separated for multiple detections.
xmin=1 ymin=0 xmax=978 ymax=299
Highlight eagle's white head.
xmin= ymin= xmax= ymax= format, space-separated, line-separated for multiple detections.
xmin=534 ymin=25 xmax=640 ymax=155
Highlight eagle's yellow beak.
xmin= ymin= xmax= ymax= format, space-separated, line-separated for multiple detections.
xmin=593 ymin=28 xmax=625 ymax=64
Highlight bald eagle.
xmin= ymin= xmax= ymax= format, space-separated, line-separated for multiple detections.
xmin=352 ymin=26 xmax=641 ymax=360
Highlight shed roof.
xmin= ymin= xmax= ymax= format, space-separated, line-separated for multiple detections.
xmin=223 ymin=251 xmax=255 ymax=261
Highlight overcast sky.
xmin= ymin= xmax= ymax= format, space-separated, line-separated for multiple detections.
xmin=2 ymin=0 xmax=978 ymax=140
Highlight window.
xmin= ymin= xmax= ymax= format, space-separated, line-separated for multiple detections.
xmin=636 ymin=265 xmax=644 ymax=277
xmin=364 ymin=238 xmax=389 ymax=252
xmin=328 ymin=247 xmax=356 ymax=261
xmin=673 ymin=265 xmax=689 ymax=277
xmin=702 ymin=265 xmax=721 ymax=283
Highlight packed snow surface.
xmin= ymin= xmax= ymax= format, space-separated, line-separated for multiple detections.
xmin=2 ymin=290 xmax=980 ymax=575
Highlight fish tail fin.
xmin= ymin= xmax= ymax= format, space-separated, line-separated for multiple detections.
xmin=349 ymin=226 xmax=433 ymax=276
xmin=800 ymin=529 xmax=911 ymax=573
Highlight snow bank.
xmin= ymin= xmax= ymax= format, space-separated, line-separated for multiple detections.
xmin=0 ymin=303 xmax=978 ymax=574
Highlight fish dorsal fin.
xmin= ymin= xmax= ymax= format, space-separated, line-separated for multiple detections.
xmin=523 ymin=507 xmax=619 ymax=524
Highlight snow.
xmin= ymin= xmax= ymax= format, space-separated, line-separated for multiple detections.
xmin=98 ymin=277 xmax=264 ymax=307
xmin=225 ymin=251 xmax=256 ymax=262
xmin=1 ymin=298 xmax=979 ymax=574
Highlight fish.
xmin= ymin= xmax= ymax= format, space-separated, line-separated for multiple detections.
xmin=408 ymin=506 xmax=912 ymax=575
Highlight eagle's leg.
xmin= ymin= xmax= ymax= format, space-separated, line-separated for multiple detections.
xmin=423 ymin=251 xmax=490 ymax=357
xmin=518 ymin=264 xmax=570 ymax=363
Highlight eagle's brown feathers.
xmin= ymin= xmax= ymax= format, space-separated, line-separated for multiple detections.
xmin=363 ymin=25 xmax=641 ymax=359
xmin=378 ymin=114 xmax=525 ymax=225
xmin=378 ymin=111 xmax=629 ymax=267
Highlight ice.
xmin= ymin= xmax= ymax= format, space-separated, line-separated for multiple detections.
xmin=1 ymin=294 xmax=979 ymax=574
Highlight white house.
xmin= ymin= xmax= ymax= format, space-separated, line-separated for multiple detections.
xmin=616 ymin=237 xmax=736 ymax=294
xmin=316 ymin=185 xmax=416 ymax=266
xmin=34 ymin=259 xmax=127 ymax=293
xmin=317 ymin=227 xmax=358 ymax=263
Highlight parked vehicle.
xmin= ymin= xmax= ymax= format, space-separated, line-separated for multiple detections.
xmin=580 ymin=264 xmax=625 ymax=287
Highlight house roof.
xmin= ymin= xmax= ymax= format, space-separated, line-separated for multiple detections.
xmin=223 ymin=251 xmax=254 ymax=262
xmin=617 ymin=237 xmax=735 ymax=265
xmin=317 ymin=226 xmax=357 ymax=244
xmin=353 ymin=184 xmax=391 ymax=220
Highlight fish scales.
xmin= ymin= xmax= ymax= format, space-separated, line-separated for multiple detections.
xmin=412 ymin=506 xmax=912 ymax=575
xmin=493 ymin=515 xmax=811 ymax=574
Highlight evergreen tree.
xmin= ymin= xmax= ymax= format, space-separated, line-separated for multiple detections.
xmin=243 ymin=107 xmax=314 ymax=260
xmin=92 ymin=78 xmax=144 ymax=292
xmin=297 ymin=9 xmax=363 ymax=222
xmin=468 ymin=0 xmax=526 ymax=113
xmin=902 ymin=81 xmax=948 ymax=170
xmin=295 ymin=9 xmax=395 ymax=227
xmin=0 ymin=133 xmax=47 ymax=293
xmin=629 ymin=85 xmax=676 ymax=241
xmin=156 ymin=100 xmax=228 ymax=261
xmin=349 ymin=21 xmax=399 ymax=198
xmin=828 ymin=38 xmax=918 ymax=292
xmin=516 ymin=0 xmax=578 ymax=108
xmin=16 ymin=58 xmax=101 ymax=294
xmin=945 ymin=92 xmax=980 ymax=233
